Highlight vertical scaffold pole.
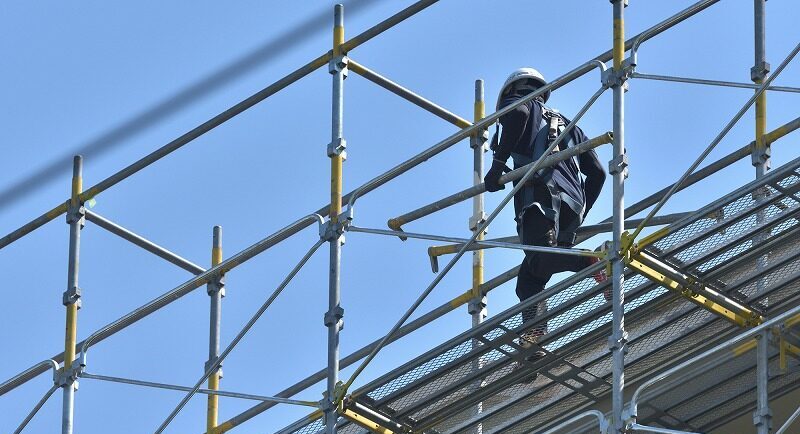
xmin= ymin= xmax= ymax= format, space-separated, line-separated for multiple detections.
xmin=752 ymin=0 xmax=770 ymax=178
xmin=62 ymin=155 xmax=84 ymax=434
xmin=755 ymin=331 xmax=773 ymax=434
xmin=325 ymin=4 xmax=347 ymax=433
xmin=469 ymin=79 xmax=488 ymax=434
xmin=206 ymin=226 xmax=224 ymax=433
xmin=752 ymin=2 xmax=772 ymax=433
xmin=610 ymin=1 xmax=628 ymax=433
xmin=469 ymin=79 xmax=487 ymax=328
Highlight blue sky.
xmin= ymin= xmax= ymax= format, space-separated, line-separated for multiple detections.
xmin=1 ymin=1 xmax=798 ymax=432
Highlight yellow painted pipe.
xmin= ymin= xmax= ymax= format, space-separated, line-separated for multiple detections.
xmin=785 ymin=312 xmax=800 ymax=329
xmin=449 ymin=290 xmax=474 ymax=309
xmin=732 ymin=338 xmax=758 ymax=357
xmin=207 ymin=243 xmax=223 ymax=432
xmin=63 ymin=167 xmax=82 ymax=374
xmin=764 ymin=116 xmax=800 ymax=144
xmin=613 ymin=16 xmax=624 ymax=70
xmin=64 ymin=306 xmax=78 ymax=370
xmin=636 ymin=226 xmax=670 ymax=249
xmin=755 ymin=78 xmax=768 ymax=168
xmin=331 ymin=22 xmax=345 ymax=222
xmin=472 ymin=92 xmax=485 ymax=302
xmin=341 ymin=408 xmax=395 ymax=434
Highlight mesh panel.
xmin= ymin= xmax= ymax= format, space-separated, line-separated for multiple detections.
xmin=500 ymin=392 xmax=590 ymax=434
xmin=653 ymin=194 xmax=756 ymax=253
xmin=290 ymin=418 xmax=324 ymax=434
xmin=657 ymin=352 xmax=758 ymax=423
xmin=463 ymin=383 xmax=585 ymax=433
xmin=278 ymin=163 xmax=800 ymax=434
xmin=393 ymin=353 xmax=511 ymax=421
xmin=367 ymin=340 xmax=475 ymax=402
xmin=690 ymin=359 xmax=800 ymax=431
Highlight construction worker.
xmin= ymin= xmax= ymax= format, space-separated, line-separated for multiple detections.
xmin=484 ymin=68 xmax=606 ymax=380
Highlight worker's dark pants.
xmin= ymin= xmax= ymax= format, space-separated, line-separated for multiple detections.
xmin=515 ymin=184 xmax=588 ymax=336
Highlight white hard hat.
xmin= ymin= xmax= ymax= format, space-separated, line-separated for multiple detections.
xmin=497 ymin=67 xmax=549 ymax=109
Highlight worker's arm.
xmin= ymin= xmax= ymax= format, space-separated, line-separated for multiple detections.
xmin=484 ymin=97 xmax=538 ymax=192
xmin=492 ymin=98 xmax=531 ymax=163
xmin=578 ymin=136 xmax=606 ymax=217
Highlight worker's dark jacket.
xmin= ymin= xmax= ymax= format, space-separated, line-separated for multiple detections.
xmin=495 ymin=93 xmax=605 ymax=228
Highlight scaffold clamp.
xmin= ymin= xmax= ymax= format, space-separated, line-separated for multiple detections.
xmin=752 ymin=141 xmax=771 ymax=166
xmin=320 ymin=217 xmax=349 ymax=242
xmin=65 ymin=200 xmax=86 ymax=227
xmin=334 ymin=381 xmax=348 ymax=404
xmin=468 ymin=297 xmax=487 ymax=315
xmin=753 ymin=405 xmax=773 ymax=430
xmin=602 ymin=58 xmax=634 ymax=91
xmin=609 ymin=153 xmax=629 ymax=178
xmin=327 ymin=137 xmax=347 ymax=160
xmin=207 ymin=273 xmax=226 ymax=298
xmin=204 ymin=358 xmax=223 ymax=379
xmin=751 ymin=61 xmax=771 ymax=82
xmin=56 ymin=360 xmax=83 ymax=389
xmin=324 ymin=305 xmax=344 ymax=329
xmin=329 ymin=54 xmax=349 ymax=77
xmin=468 ymin=212 xmax=487 ymax=232
xmin=607 ymin=330 xmax=629 ymax=352
xmin=470 ymin=128 xmax=489 ymax=150
xmin=63 ymin=285 xmax=82 ymax=308
xmin=320 ymin=388 xmax=336 ymax=413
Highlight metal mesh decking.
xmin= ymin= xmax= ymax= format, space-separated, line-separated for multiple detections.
xmin=279 ymin=156 xmax=800 ymax=434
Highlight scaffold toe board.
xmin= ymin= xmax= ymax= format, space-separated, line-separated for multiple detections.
xmin=280 ymin=157 xmax=800 ymax=434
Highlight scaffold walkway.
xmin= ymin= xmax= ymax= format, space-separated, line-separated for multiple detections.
xmin=280 ymin=156 xmax=800 ymax=434
xmin=4 ymin=1 xmax=800 ymax=433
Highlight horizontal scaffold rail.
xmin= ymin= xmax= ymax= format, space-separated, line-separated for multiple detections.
xmin=279 ymin=156 xmax=800 ymax=434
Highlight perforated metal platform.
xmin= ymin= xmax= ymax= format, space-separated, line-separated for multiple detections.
xmin=279 ymin=156 xmax=800 ymax=434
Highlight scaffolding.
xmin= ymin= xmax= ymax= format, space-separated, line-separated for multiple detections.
xmin=2 ymin=1 xmax=800 ymax=433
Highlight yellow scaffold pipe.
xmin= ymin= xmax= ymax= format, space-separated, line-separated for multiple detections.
xmin=206 ymin=226 xmax=224 ymax=433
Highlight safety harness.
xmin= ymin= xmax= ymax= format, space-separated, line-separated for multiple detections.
xmin=492 ymin=103 xmax=586 ymax=245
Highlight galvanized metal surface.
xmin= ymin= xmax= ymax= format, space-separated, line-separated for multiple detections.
xmin=610 ymin=2 xmax=627 ymax=431
xmin=280 ymin=157 xmax=800 ymax=434
xmin=0 ymin=1 xmax=728 ymax=402
xmin=4 ymin=1 xmax=797 ymax=433
xmin=326 ymin=5 xmax=347 ymax=431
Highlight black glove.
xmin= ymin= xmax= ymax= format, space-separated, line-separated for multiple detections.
xmin=484 ymin=160 xmax=507 ymax=192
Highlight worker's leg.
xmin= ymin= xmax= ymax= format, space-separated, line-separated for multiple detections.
xmin=515 ymin=187 xmax=593 ymax=331
xmin=530 ymin=203 xmax=590 ymax=276
xmin=516 ymin=207 xmax=556 ymax=336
